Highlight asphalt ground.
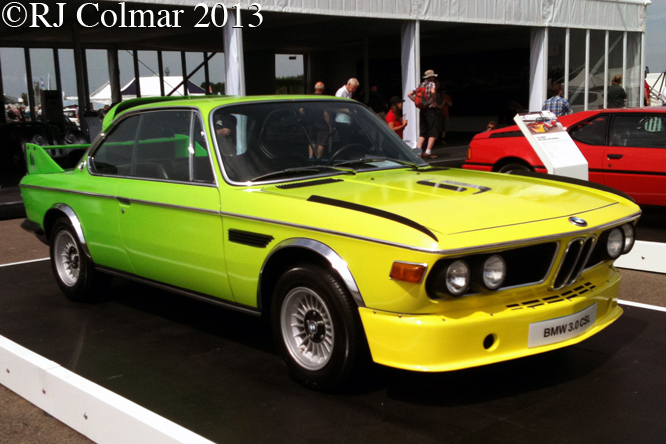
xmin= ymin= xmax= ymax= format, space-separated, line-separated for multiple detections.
xmin=0 ymin=138 xmax=665 ymax=443
xmin=0 ymin=234 xmax=665 ymax=444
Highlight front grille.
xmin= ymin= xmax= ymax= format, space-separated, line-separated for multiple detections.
xmin=553 ymin=237 xmax=596 ymax=290
xmin=500 ymin=243 xmax=558 ymax=288
xmin=584 ymin=229 xmax=610 ymax=269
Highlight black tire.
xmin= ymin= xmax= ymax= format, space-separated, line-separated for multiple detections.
xmin=50 ymin=218 xmax=110 ymax=302
xmin=497 ymin=162 xmax=531 ymax=174
xmin=271 ymin=263 xmax=367 ymax=391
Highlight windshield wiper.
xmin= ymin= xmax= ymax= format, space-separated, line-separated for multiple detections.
xmin=250 ymin=166 xmax=355 ymax=183
xmin=333 ymin=157 xmax=426 ymax=170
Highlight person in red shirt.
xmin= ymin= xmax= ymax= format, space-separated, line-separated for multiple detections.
xmin=386 ymin=96 xmax=408 ymax=139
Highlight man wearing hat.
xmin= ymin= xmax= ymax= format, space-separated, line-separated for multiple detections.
xmin=408 ymin=69 xmax=439 ymax=159
xmin=386 ymin=96 xmax=408 ymax=139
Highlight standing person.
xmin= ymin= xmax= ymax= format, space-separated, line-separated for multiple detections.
xmin=335 ymin=78 xmax=359 ymax=99
xmin=439 ymin=86 xmax=453 ymax=144
xmin=385 ymin=96 xmax=408 ymax=139
xmin=607 ymin=74 xmax=627 ymax=108
xmin=407 ymin=69 xmax=439 ymax=159
xmin=542 ymin=84 xmax=573 ymax=116
xmin=314 ymin=81 xmax=325 ymax=95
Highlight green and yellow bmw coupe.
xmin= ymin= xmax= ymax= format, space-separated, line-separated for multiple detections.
xmin=20 ymin=96 xmax=640 ymax=390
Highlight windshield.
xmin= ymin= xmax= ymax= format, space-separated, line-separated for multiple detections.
xmin=211 ymin=100 xmax=426 ymax=183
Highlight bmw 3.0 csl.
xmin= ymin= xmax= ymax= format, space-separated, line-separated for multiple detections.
xmin=20 ymin=96 xmax=640 ymax=390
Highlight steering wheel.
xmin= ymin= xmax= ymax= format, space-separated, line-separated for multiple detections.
xmin=327 ymin=143 xmax=368 ymax=165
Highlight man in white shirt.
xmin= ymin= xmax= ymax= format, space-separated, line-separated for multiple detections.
xmin=335 ymin=78 xmax=359 ymax=99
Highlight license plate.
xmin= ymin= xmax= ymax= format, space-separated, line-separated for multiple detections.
xmin=528 ymin=303 xmax=597 ymax=348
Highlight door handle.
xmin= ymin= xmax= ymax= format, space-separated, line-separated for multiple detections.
xmin=117 ymin=197 xmax=130 ymax=205
xmin=607 ymin=154 xmax=623 ymax=160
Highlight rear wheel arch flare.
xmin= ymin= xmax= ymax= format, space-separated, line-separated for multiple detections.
xmin=258 ymin=239 xmax=364 ymax=313
xmin=44 ymin=204 xmax=92 ymax=260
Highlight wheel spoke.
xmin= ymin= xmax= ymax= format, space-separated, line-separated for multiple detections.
xmin=280 ymin=286 xmax=335 ymax=371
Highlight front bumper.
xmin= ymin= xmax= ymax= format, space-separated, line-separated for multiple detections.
xmin=359 ymin=267 xmax=622 ymax=372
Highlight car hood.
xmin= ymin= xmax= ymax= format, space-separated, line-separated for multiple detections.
xmin=258 ymin=168 xmax=635 ymax=248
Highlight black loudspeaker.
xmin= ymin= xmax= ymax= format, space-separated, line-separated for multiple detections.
xmin=40 ymin=90 xmax=64 ymax=130
xmin=81 ymin=116 xmax=102 ymax=142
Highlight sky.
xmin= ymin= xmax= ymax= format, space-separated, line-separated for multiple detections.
xmin=1 ymin=4 xmax=665 ymax=99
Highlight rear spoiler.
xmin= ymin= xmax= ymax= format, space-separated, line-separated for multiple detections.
xmin=25 ymin=143 xmax=89 ymax=175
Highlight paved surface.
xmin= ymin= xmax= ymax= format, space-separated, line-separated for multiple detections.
xmin=1 ymin=146 xmax=665 ymax=443
xmin=0 ymin=256 xmax=665 ymax=444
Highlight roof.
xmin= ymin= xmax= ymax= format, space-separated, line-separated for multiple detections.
xmin=101 ymin=95 xmax=351 ymax=132
xmin=119 ymin=0 xmax=649 ymax=32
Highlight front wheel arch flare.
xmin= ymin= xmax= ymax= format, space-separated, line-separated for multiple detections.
xmin=258 ymin=240 xmax=364 ymax=313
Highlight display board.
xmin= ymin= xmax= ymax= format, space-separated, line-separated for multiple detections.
xmin=514 ymin=111 xmax=588 ymax=180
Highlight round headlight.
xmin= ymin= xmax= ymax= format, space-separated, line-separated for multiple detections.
xmin=446 ymin=260 xmax=471 ymax=297
xmin=621 ymin=223 xmax=635 ymax=254
xmin=482 ymin=255 xmax=506 ymax=290
xmin=606 ymin=228 xmax=624 ymax=259
xmin=32 ymin=134 xmax=47 ymax=146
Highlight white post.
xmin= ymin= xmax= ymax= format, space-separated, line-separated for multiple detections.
xmin=564 ymin=28 xmax=570 ymax=100
xmin=622 ymin=31 xmax=627 ymax=93
xmin=641 ymin=32 xmax=646 ymax=107
xmin=584 ymin=29 xmax=590 ymax=111
xmin=401 ymin=20 xmax=420 ymax=148
xmin=529 ymin=28 xmax=547 ymax=111
xmin=223 ymin=10 xmax=245 ymax=96
xmin=604 ymin=30 xmax=609 ymax=109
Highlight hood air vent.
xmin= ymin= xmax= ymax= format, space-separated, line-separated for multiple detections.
xmin=276 ymin=178 xmax=343 ymax=189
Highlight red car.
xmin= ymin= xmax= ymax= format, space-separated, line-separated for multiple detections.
xmin=464 ymin=108 xmax=666 ymax=206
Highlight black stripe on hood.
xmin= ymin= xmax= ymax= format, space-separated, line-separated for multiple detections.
xmin=307 ymin=195 xmax=438 ymax=242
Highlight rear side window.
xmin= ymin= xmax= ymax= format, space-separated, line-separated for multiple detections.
xmin=91 ymin=110 xmax=214 ymax=183
xmin=610 ymin=114 xmax=666 ymax=148
xmin=90 ymin=115 xmax=139 ymax=175
xmin=569 ymin=115 xmax=608 ymax=146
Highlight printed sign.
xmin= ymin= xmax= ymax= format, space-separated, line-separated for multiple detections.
xmin=514 ymin=111 xmax=588 ymax=180
xmin=528 ymin=303 xmax=597 ymax=348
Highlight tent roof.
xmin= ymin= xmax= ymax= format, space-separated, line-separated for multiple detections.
xmin=85 ymin=76 xmax=206 ymax=105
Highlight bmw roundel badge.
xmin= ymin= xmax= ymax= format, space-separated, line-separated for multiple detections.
xmin=569 ymin=216 xmax=588 ymax=227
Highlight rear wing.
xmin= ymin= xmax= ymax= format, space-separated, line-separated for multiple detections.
xmin=25 ymin=143 xmax=90 ymax=175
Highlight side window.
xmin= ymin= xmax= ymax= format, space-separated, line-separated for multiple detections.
xmin=133 ymin=110 xmax=192 ymax=181
xmin=611 ymin=114 xmax=666 ymax=148
xmin=569 ymin=115 xmax=608 ymax=145
xmin=92 ymin=110 xmax=215 ymax=183
xmin=91 ymin=115 xmax=140 ymax=176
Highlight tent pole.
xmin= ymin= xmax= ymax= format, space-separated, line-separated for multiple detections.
xmin=158 ymin=51 xmax=165 ymax=96
xmin=133 ymin=50 xmax=141 ymax=98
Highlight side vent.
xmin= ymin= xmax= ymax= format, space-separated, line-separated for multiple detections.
xmin=553 ymin=237 xmax=596 ymax=290
xmin=228 ymin=229 xmax=274 ymax=248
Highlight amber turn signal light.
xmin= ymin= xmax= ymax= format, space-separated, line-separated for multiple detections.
xmin=390 ymin=262 xmax=427 ymax=284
